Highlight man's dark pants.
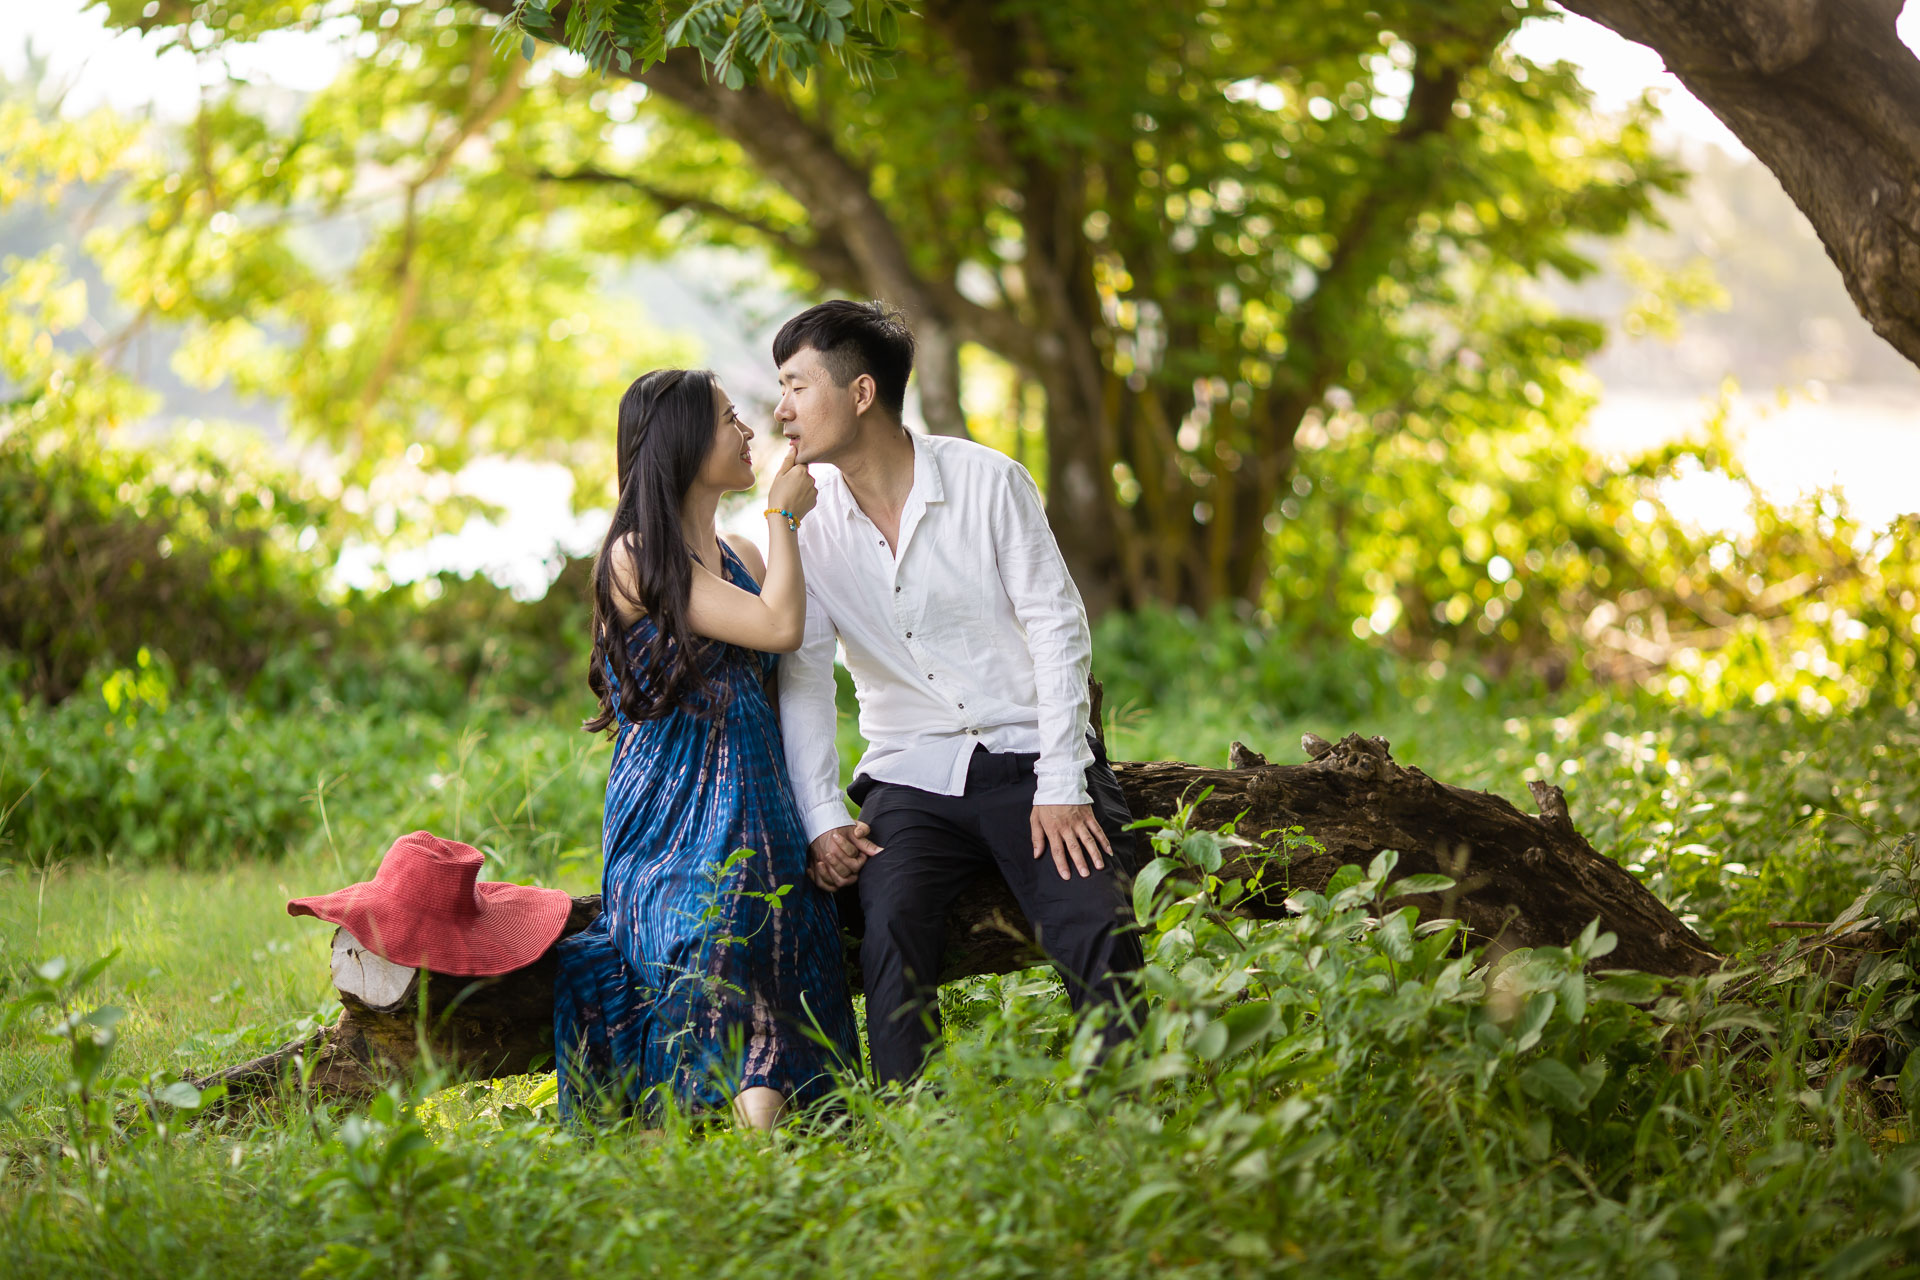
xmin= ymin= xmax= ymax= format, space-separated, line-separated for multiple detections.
xmin=846 ymin=739 xmax=1145 ymax=1085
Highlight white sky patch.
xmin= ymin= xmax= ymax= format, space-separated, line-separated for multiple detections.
xmin=1587 ymin=388 xmax=1920 ymax=535
xmin=334 ymin=459 xmax=606 ymax=600
xmin=1509 ymin=5 xmax=1920 ymax=159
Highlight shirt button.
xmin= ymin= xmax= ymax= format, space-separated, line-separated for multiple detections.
xmin=957 ymin=702 xmax=965 ymax=709
xmin=927 ymin=673 xmax=935 ymax=680
xmin=894 ymin=586 xmax=901 ymax=593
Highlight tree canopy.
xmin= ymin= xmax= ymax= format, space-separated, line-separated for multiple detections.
xmin=46 ymin=0 xmax=1689 ymax=614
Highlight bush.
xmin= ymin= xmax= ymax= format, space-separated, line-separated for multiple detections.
xmin=0 ymin=423 xmax=593 ymax=715
xmin=0 ymin=660 xmax=606 ymax=869
xmin=1273 ymin=395 xmax=1920 ymax=710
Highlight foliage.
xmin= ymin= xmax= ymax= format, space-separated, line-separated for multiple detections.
xmin=2 ymin=17 xmax=689 ymax=495
xmin=490 ymin=0 xmax=913 ymax=87
xmin=8 ymin=812 xmax=1920 ymax=1275
xmin=1266 ymin=389 xmax=1920 ymax=705
xmin=0 ymin=663 xmax=607 ymax=868
xmin=61 ymin=0 xmax=1692 ymax=610
xmin=0 ymin=421 xmax=591 ymax=709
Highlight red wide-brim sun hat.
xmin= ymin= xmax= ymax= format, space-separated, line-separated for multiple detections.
xmin=288 ymin=831 xmax=572 ymax=976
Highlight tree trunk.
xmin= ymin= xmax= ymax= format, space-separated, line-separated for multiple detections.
xmin=193 ymin=733 xmax=1718 ymax=1111
xmin=1560 ymin=0 xmax=1920 ymax=371
xmin=913 ymin=317 xmax=972 ymax=439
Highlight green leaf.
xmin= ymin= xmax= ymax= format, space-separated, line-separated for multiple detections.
xmin=1218 ymin=999 xmax=1282 ymax=1057
xmin=1376 ymin=910 xmax=1414 ymax=963
xmin=1192 ymin=1018 xmax=1229 ymax=1060
xmin=1558 ymin=972 xmax=1588 ymax=1026
xmin=1385 ymin=874 xmax=1455 ymax=899
xmin=1132 ymin=856 xmax=1178 ymax=923
xmin=155 ymin=1080 xmax=203 ymax=1110
xmin=1823 ymin=1236 xmax=1898 ymax=1279
xmin=1898 ymin=1051 xmax=1920 ymax=1118
xmin=1365 ymin=849 xmax=1400 ymax=883
xmin=1513 ymin=991 xmax=1556 ymax=1053
xmin=1592 ymin=972 xmax=1664 ymax=1004
xmin=1519 ymin=1057 xmax=1589 ymax=1112
xmin=1325 ymin=864 xmax=1364 ymax=898
xmin=74 ymin=949 xmax=121 ymax=991
xmin=1179 ymin=831 xmax=1224 ymax=874
xmin=1114 ymin=1179 xmax=1184 ymax=1230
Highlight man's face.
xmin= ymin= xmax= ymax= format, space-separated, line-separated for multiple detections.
xmin=774 ymin=346 xmax=865 ymax=465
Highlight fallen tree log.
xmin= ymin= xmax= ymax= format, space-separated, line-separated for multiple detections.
xmin=195 ymin=733 xmax=1721 ymax=1110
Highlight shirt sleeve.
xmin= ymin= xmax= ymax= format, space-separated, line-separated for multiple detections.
xmin=992 ymin=461 xmax=1094 ymax=806
xmin=779 ymin=580 xmax=854 ymax=843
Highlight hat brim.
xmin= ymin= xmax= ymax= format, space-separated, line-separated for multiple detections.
xmin=289 ymin=879 xmax=572 ymax=977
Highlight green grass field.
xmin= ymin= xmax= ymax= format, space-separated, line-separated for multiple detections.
xmin=4 ymin=690 xmax=1920 ymax=1277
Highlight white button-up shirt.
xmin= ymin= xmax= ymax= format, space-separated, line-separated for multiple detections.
xmin=779 ymin=430 xmax=1095 ymax=843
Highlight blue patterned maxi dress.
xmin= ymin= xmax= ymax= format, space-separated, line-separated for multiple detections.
xmin=552 ymin=544 xmax=860 ymax=1121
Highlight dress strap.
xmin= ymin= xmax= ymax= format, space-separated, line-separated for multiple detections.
xmin=714 ymin=540 xmax=760 ymax=594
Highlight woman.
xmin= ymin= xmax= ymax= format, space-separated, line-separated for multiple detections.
xmin=553 ymin=368 xmax=859 ymax=1130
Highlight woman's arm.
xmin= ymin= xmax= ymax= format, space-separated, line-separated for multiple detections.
xmin=685 ymin=514 xmax=805 ymax=652
xmin=606 ymin=450 xmax=815 ymax=653
xmin=685 ymin=449 xmax=815 ymax=652
xmin=607 ymin=518 xmax=806 ymax=653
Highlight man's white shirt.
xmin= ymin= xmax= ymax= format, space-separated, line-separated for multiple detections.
xmin=778 ymin=430 xmax=1095 ymax=844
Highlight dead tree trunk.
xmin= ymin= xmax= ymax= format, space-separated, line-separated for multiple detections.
xmin=196 ymin=734 xmax=1720 ymax=1110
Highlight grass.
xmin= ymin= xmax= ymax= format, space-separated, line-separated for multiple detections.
xmin=4 ymin=684 xmax=1920 ymax=1277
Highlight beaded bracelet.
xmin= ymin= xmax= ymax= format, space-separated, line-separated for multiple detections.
xmin=763 ymin=507 xmax=800 ymax=531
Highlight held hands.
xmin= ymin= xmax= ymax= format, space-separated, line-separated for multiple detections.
xmin=807 ymin=822 xmax=882 ymax=891
xmin=1031 ymin=804 xmax=1112 ymax=881
xmin=766 ymin=444 xmax=817 ymax=525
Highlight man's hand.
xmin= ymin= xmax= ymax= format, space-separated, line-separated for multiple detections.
xmin=1031 ymin=803 xmax=1111 ymax=881
xmin=807 ymin=822 xmax=882 ymax=891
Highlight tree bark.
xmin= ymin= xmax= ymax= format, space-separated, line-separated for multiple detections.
xmin=1560 ymin=0 xmax=1920 ymax=370
xmin=194 ymin=733 xmax=1718 ymax=1110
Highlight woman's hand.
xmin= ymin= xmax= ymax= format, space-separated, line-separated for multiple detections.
xmin=766 ymin=445 xmax=817 ymax=523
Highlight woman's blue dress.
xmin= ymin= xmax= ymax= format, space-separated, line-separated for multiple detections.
xmin=552 ymin=543 xmax=860 ymax=1121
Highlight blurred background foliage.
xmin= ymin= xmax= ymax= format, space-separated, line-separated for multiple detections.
xmin=0 ymin=0 xmax=1915 ymax=952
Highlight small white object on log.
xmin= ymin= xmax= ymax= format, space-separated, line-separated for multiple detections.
xmin=330 ymin=927 xmax=418 ymax=1011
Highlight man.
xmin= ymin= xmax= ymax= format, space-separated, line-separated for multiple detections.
xmin=772 ymin=299 xmax=1143 ymax=1086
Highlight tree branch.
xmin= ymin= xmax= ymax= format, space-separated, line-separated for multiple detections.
xmin=1559 ymin=0 xmax=1920 ymax=370
xmin=530 ymin=164 xmax=862 ymax=287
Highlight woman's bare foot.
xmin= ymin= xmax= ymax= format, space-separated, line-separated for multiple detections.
xmin=732 ymin=1085 xmax=785 ymax=1132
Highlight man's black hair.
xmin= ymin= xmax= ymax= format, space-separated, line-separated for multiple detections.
xmin=772 ymin=299 xmax=915 ymax=422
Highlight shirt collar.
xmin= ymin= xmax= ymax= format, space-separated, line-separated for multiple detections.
xmin=833 ymin=428 xmax=945 ymax=519
xmin=906 ymin=428 xmax=947 ymax=506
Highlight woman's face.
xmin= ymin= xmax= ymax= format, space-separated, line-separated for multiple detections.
xmin=695 ymin=381 xmax=756 ymax=494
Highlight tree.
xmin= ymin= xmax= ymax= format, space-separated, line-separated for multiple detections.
xmin=82 ymin=0 xmax=1679 ymax=613
xmin=6 ymin=8 xmax=691 ymax=498
xmin=1558 ymin=0 xmax=1920 ymax=376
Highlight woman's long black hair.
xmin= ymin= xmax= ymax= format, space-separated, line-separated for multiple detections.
xmin=585 ymin=368 xmax=730 ymax=733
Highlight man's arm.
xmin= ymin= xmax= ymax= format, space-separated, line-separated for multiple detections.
xmin=993 ymin=462 xmax=1095 ymax=802
xmin=777 ymin=585 xmax=879 ymax=888
xmin=780 ymin=585 xmax=854 ymax=842
xmin=991 ymin=463 xmax=1109 ymax=880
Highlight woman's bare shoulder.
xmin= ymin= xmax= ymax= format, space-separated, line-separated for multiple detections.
xmin=720 ymin=533 xmax=766 ymax=585
xmin=604 ymin=534 xmax=647 ymax=624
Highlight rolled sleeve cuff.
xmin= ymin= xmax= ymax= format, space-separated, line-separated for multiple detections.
xmin=1033 ymin=770 xmax=1092 ymax=808
xmin=801 ymin=798 xmax=856 ymax=845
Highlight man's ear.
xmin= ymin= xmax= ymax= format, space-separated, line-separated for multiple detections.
xmin=851 ymin=373 xmax=877 ymax=416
